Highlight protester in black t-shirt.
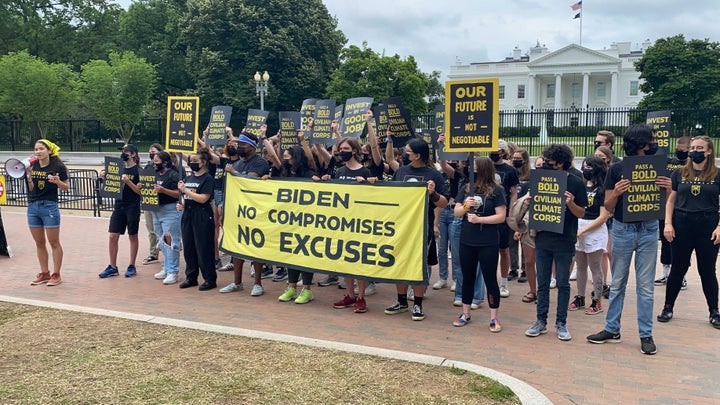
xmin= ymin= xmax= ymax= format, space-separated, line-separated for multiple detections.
xmin=150 ymin=151 xmax=182 ymax=285
xmin=142 ymin=143 xmax=164 ymax=266
xmin=492 ymin=140 xmax=519 ymax=296
xmin=98 ymin=144 xmax=142 ymax=279
xmin=659 ymin=136 xmax=720 ymax=329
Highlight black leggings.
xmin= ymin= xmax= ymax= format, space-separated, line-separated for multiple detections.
xmin=459 ymin=243 xmax=500 ymax=308
xmin=288 ymin=268 xmax=313 ymax=286
xmin=182 ymin=205 xmax=217 ymax=284
xmin=665 ymin=212 xmax=720 ymax=312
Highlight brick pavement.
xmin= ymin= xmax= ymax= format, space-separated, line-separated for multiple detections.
xmin=0 ymin=209 xmax=718 ymax=404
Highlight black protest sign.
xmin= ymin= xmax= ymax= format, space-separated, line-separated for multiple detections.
xmin=622 ymin=154 xmax=667 ymax=222
xmin=646 ymin=110 xmax=671 ymax=156
xmin=101 ymin=156 xmax=124 ymax=199
xmin=279 ymin=111 xmax=302 ymax=150
xmin=139 ymin=165 xmax=159 ymax=212
xmin=310 ymin=99 xmax=336 ymax=146
xmin=444 ymin=79 xmax=499 ymax=152
xmin=299 ymin=98 xmax=317 ymax=137
xmin=340 ymin=97 xmax=374 ymax=138
xmin=383 ymin=97 xmax=414 ymax=146
xmin=165 ymin=96 xmax=199 ymax=153
xmin=245 ymin=109 xmax=269 ymax=138
xmin=528 ymin=169 xmax=567 ymax=234
xmin=206 ymin=106 xmax=232 ymax=147
xmin=434 ymin=104 xmax=445 ymax=138
xmin=335 ymin=104 xmax=344 ymax=121
xmin=420 ymin=129 xmax=437 ymax=162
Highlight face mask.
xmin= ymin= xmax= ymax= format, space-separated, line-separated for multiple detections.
xmin=675 ymin=150 xmax=688 ymax=161
xmin=226 ymin=146 xmax=237 ymax=156
xmin=489 ymin=152 xmax=501 ymax=163
xmin=689 ymin=151 xmax=706 ymax=164
xmin=120 ymin=153 xmax=129 ymax=161
xmin=237 ymin=147 xmax=247 ymax=158
xmin=645 ymin=143 xmax=658 ymax=155
xmin=594 ymin=141 xmax=603 ymax=150
xmin=339 ymin=151 xmax=353 ymax=162
xmin=449 ymin=162 xmax=458 ymax=170
xmin=154 ymin=163 xmax=164 ymax=172
xmin=542 ymin=162 xmax=554 ymax=170
xmin=582 ymin=168 xmax=594 ymax=180
xmin=401 ymin=152 xmax=411 ymax=166
xmin=149 ymin=153 xmax=156 ymax=161
xmin=512 ymin=159 xmax=524 ymax=168
xmin=283 ymin=159 xmax=291 ymax=166
xmin=189 ymin=162 xmax=201 ymax=172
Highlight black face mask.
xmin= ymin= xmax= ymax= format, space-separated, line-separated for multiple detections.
xmin=401 ymin=152 xmax=411 ymax=166
xmin=594 ymin=141 xmax=603 ymax=150
xmin=449 ymin=162 xmax=458 ymax=170
xmin=512 ymin=159 xmax=524 ymax=168
xmin=120 ymin=153 xmax=129 ymax=161
xmin=689 ymin=151 xmax=707 ymax=164
xmin=149 ymin=153 xmax=156 ymax=161
xmin=489 ymin=152 xmax=501 ymax=163
xmin=154 ymin=163 xmax=165 ymax=172
xmin=237 ymin=147 xmax=248 ymax=158
xmin=582 ymin=168 xmax=594 ymax=180
xmin=645 ymin=143 xmax=658 ymax=155
xmin=542 ymin=162 xmax=554 ymax=170
xmin=675 ymin=150 xmax=688 ymax=161
xmin=189 ymin=162 xmax=201 ymax=172
xmin=283 ymin=159 xmax=292 ymax=167
xmin=339 ymin=151 xmax=353 ymax=162
xmin=226 ymin=146 xmax=237 ymax=156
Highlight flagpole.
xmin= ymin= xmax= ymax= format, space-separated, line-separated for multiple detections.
xmin=579 ymin=10 xmax=583 ymax=46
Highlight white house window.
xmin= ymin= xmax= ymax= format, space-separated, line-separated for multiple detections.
xmin=517 ymin=84 xmax=525 ymax=99
xmin=596 ymin=82 xmax=606 ymax=97
xmin=630 ymin=81 xmax=639 ymax=96
xmin=499 ymin=85 xmax=505 ymax=99
xmin=547 ymin=84 xmax=555 ymax=98
xmin=571 ymin=83 xmax=580 ymax=99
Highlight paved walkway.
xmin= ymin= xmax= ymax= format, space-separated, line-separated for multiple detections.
xmin=1 ymin=209 xmax=719 ymax=404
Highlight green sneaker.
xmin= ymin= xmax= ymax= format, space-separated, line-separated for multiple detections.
xmin=294 ymin=288 xmax=314 ymax=304
xmin=278 ymin=287 xmax=298 ymax=302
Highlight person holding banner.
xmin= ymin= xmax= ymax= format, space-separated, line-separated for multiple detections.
xmin=150 ymin=151 xmax=182 ymax=285
xmin=26 ymin=139 xmax=69 ymax=286
xmin=142 ymin=144 xmax=164 ymax=265
xmin=384 ymin=138 xmax=449 ymax=321
xmin=362 ymin=110 xmax=387 ymax=179
xmin=659 ymin=136 xmax=720 ymax=329
xmin=98 ymin=144 xmax=142 ymax=279
xmin=452 ymin=156 xmax=506 ymax=332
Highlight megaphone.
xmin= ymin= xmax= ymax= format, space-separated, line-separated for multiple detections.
xmin=4 ymin=156 xmax=38 ymax=179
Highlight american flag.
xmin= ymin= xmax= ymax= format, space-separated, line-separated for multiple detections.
xmin=571 ymin=1 xmax=582 ymax=11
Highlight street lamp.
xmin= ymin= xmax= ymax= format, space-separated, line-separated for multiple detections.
xmin=254 ymin=70 xmax=270 ymax=111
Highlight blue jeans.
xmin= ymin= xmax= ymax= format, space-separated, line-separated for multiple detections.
xmin=450 ymin=218 xmax=484 ymax=304
xmin=605 ymin=219 xmax=657 ymax=338
xmin=152 ymin=203 xmax=182 ymax=275
xmin=437 ymin=208 xmax=454 ymax=281
xmin=535 ymin=248 xmax=573 ymax=325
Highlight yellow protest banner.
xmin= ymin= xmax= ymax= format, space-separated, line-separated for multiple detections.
xmin=0 ymin=175 xmax=6 ymax=204
xmin=220 ymin=176 xmax=428 ymax=283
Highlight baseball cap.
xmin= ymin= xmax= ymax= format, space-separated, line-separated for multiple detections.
xmin=119 ymin=144 xmax=139 ymax=154
xmin=498 ymin=139 xmax=509 ymax=152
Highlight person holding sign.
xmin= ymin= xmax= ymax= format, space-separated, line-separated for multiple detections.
xmin=525 ymin=144 xmax=587 ymax=342
xmin=98 ymin=145 xmax=142 ymax=279
xmin=142 ymin=143 xmax=164 ymax=265
xmin=26 ymin=139 xmax=69 ymax=287
xmin=150 ymin=152 xmax=182 ymax=285
xmin=491 ymin=140 xmax=519 ymax=297
xmin=659 ymin=136 xmax=720 ymax=329
xmin=587 ymin=124 xmax=670 ymax=355
xmin=452 ymin=156 xmax=506 ymax=332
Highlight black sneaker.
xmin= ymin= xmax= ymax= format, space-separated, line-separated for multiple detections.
xmin=260 ymin=264 xmax=274 ymax=279
xmin=411 ymin=304 xmax=425 ymax=321
xmin=384 ymin=302 xmax=409 ymax=315
xmin=507 ymin=270 xmax=518 ymax=281
xmin=272 ymin=267 xmax=288 ymax=282
xmin=214 ymin=259 xmax=223 ymax=270
xmin=640 ymin=336 xmax=657 ymax=355
xmin=657 ymin=308 xmax=673 ymax=322
xmin=517 ymin=271 xmax=527 ymax=283
xmin=680 ymin=278 xmax=688 ymax=290
xmin=654 ymin=275 xmax=667 ymax=285
xmin=710 ymin=311 xmax=720 ymax=329
xmin=317 ymin=274 xmax=339 ymax=287
xmin=602 ymin=284 xmax=610 ymax=299
xmin=586 ymin=330 xmax=622 ymax=344
xmin=568 ymin=295 xmax=585 ymax=311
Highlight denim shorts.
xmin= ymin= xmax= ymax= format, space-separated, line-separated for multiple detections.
xmin=27 ymin=200 xmax=61 ymax=229
xmin=213 ymin=189 xmax=223 ymax=207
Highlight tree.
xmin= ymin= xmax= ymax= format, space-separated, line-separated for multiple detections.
xmin=324 ymin=43 xmax=433 ymax=114
xmin=0 ymin=51 xmax=78 ymax=137
xmin=80 ymin=51 xmax=156 ymax=143
xmin=636 ymin=35 xmax=720 ymax=110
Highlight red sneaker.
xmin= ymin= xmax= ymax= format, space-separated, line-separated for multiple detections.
xmin=47 ymin=273 xmax=62 ymax=286
xmin=332 ymin=295 xmax=355 ymax=309
xmin=354 ymin=297 xmax=367 ymax=313
xmin=31 ymin=272 xmax=51 ymax=285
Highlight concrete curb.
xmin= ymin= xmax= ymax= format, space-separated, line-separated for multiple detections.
xmin=1 ymin=295 xmax=551 ymax=404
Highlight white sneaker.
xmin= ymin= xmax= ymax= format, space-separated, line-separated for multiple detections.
xmin=407 ymin=287 xmax=415 ymax=301
xmin=500 ymin=285 xmax=510 ymax=298
xmin=471 ymin=303 xmax=482 ymax=310
xmin=364 ymin=282 xmax=377 ymax=296
xmin=453 ymin=300 xmax=462 ymax=307
xmin=250 ymin=284 xmax=264 ymax=296
xmin=162 ymin=273 xmax=178 ymax=285
xmin=220 ymin=282 xmax=243 ymax=293
xmin=570 ymin=268 xmax=577 ymax=281
xmin=154 ymin=270 xmax=167 ymax=280
xmin=432 ymin=279 xmax=448 ymax=290
xmin=550 ymin=278 xmax=557 ymax=289
xmin=450 ymin=282 xmax=456 ymax=292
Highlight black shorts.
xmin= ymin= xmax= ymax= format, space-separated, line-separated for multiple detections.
xmin=109 ymin=202 xmax=141 ymax=235
xmin=498 ymin=222 xmax=511 ymax=249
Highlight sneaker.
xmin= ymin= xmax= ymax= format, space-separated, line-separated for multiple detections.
xmin=640 ymin=336 xmax=657 ymax=355
xmin=142 ymin=255 xmax=158 ymax=265
xmin=278 ymin=287 xmax=298 ymax=302
xmin=569 ymin=268 xmax=577 ymax=281
xmin=406 ymin=287 xmax=415 ymax=301
xmin=507 ymin=269 xmax=518 ymax=281
xmin=602 ymin=284 xmax=610 ymax=299
xmin=453 ymin=313 xmax=471 ymax=327
xmin=294 ymin=288 xmax=313 ymax=304
xmin=525 ymin=320 xmax=547 ymax=337
xmin=47 ymin=273 xmax=62 ymax=286
xmin=220 ymin=282 xmax=243 ymax=293
xmin=586 ymin=330 xmax=622 ymax=344
xmin=411 ymin=305 xmax=425 ymax=321
xmin=163 ymin=273 xmax=178 ymax=285
xmin=98 ymin=265 xmax=119 ymax=278
xmin=260 ymin=265 xmax=273 ymax=279
xmin=250 ymin=284 xmax=264 ymax=296
xmin=518 ymin=272 xmax=527 ymax=283
xmin=500 ymin=285 xmax=510 ymax=298
xmin=272 ymin=267 xmax=288 ymax=282
xmin=470 ymin=303 xmax=481 ymax=310
xmin=450 ymin=282 xmax=456 ymax=292
xmin=709 ymin=311 xmax=720 ymax=329
xmin=489 ymin=319 xmax=502 ymax=333
xmin=556 ymin=323 xmax=572 ymax=341
xmin=585 ymin=298 xmax=603 ymax=315
xmin=154 ymin=270 xmax=167 ymax=280
xmin=338 ymin=278 xmax=347 ymax=289
xmin=568 ymin=295 xmax=585 ymax=311
xmin=318 ymin=274 xmax=339 ymax=286
xmin=124 ymin=265 xmax=137 ymax=278
xmin=432 ymin=279 xmax=448 ymax=290
xmin=219 ymin=263 xmax=234 ymax=272
xmin=549 ymin=278 xmax=557 ymax=289
xmin=657 ymin=308 xmax=673 ymax=322
xmin=214 ymin=259 xmax=222 ymax=270
xmin=353 ymin=297 xmax=367 ymax=313
xmin=384 ymin=302 xmax=409 ymax=315
xmin=364 ymin=282 xmax=377 ymax=297
xmin=654 ymin=275 xmax=668 ymax=285
xmin=31 ymin=272 xmax=51 ymax=285
xmin=681 ymin=277 xmax=688 ymax=290
xmin=453 ymin=300 xmax=462 ymax=307
xmin=250 ymin=267 xmax=255 ymax=277
xmin=333 ymin=295 xmax=356 ymax=309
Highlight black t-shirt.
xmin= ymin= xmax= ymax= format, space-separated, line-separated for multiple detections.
xmin=455 ymin=184 xmax=506 ymax=246
xmin=517 ymin=179 xmax=529 ymax=199
xmin=156 ymin=168 xmax=180 ymax=205
xmin=666 ymin=157 xmax=686 ymax=174
xmin=568 ymin=166 xmax=583 ymax=179
xmin=232 ymin=154 xmax=270 ymax=177
xmin=28 ymin=159 xmax=69 ymax=203
xmin=118 ymin=164 xmax=141 ymax=204
xmin=605 ymin=161 xmax=634 ymax=222
xmin=535 ymin=171 xmax=588 ymax=252
xmin=393 ymin=165 xmax=449 ymax=236
xmin=583 ymin=185 xmax=605 ymax=220
xmin=366 ymin=159 xmax=385 ymax=180
xmin=671 ymin=169 xmax=720 ymax=214
xmin=214 ymin=156 xmax=240 ymax=190
xmin=182 ymin=172 xmax=214 ymax=209
xmin=494 ymin=162 xmax=519 ymax=205
xmin=335 ymin=165 xmax=372 ymax=181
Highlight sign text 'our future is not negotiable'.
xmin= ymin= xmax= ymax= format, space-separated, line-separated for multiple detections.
xmin=444 ymin=79 xmax=499 ymax=152
xmin=165 ymin=96 xmax=199 ymax=153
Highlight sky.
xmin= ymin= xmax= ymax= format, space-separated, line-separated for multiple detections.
xmin=115 ymin=0 xmax=719 ymax=80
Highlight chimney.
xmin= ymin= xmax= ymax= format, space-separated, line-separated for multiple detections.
xmin=513 ymin=46 xmax=521 ymax=60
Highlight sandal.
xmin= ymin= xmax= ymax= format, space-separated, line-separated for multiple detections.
xmin=522 ymin=291 xmax=537 ymax=303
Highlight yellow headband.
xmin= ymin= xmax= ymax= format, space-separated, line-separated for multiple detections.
xmin=38 ymin=139 xmax=61 ymax=157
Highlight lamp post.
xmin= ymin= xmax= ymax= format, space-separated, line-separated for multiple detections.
xmin=254 ymin=70 xmax=270 ymax=111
